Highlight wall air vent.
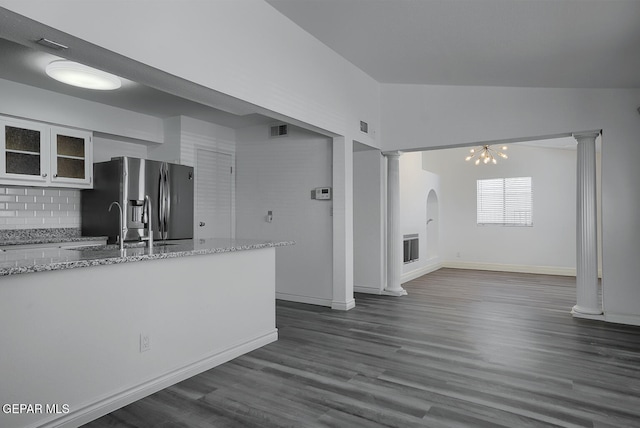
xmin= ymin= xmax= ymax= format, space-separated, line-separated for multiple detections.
xmin=360 ymin=121 xmax=368 ymax=134
xmin=403 ymin=234 xmax=419 ymax=264
xmin=270 ymin=124 xmax=289 ymax=138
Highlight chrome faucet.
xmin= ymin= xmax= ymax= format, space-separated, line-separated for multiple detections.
xmin=143 ymin=195 xmax=153 ymax=250
xmin=108 ymin=201 xmax=125 ymax=251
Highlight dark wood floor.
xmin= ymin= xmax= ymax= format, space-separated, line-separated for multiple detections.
xmin=85 ymin=269 xmax=640 ymax=427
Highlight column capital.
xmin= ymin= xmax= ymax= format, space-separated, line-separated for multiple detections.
xmin=382 ymin=151 xmax=403 ymax=158
xmin=572 ymin=131 xmax=600 ymax=142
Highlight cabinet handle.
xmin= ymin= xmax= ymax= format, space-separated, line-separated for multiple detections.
xmin=54 ymin=174 xmax=58 ymax=178
xmin=41 ymin=173 xmax=48 ymax=178
xmin=199 ymin=222 xmax=206 ymax=227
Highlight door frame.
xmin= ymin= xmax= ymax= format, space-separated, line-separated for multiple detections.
xmin=194 ymin=145 xmax=235 ymax=240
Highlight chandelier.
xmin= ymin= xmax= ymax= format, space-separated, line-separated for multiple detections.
xmin=465 ymin=145 xmax=508 ymax=165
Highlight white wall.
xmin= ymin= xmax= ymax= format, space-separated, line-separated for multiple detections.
xmin=0 ymin=78 xmax=163 ymax=143
xmin=151 ymin=116 xmax=236 ymax=167
xmin=179 ymin=117 xmax=236 ymax=172
xmin=423 ymin=144 xmax=581 ymax=274
xmin=0 ymin=248 xmax=277 ymax=428
xmin=353 ymin=147 xmax=385 ymax=293
xmin=382 ymin=84 xmax=640 ymax=325
xmin=399 ymin=152 xmax=441 ymax=282
xmin=380 ymin=85 xmax=635 ymax=150
xmin=236 ymin=125 xmax=334 ymax=306
xmin=0 ymin=0 xmax=381 ymax=148
xmin=93 ymin=135 xmax=148 ymax=163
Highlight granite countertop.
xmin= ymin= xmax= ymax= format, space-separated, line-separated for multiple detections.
xmin=0 ymin=228 xmax=107 ymax=246
xmin=0 ymin=238 xmax=295 ymax=276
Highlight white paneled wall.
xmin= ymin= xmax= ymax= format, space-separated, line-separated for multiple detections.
xmin=236 ymin=125 xmax=333 ymax=306
xmin=93 ymin=136 xmax=148 ymax=163
xmin=0 ymin=186 xmax=79 ymax=229
xmin=178 ymin=117 xmax=236 ymax=168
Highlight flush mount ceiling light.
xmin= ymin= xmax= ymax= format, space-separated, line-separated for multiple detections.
xmin=465 ymin=145 xmax=508 ymax=165
xmin=45 ymin=60 xmax=122 ymax=90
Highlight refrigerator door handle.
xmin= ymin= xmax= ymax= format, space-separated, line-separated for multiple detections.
xmin=158 ymin=166 xmax=165 ymax=240
xmin=164 ymin=164 xmax=170 ymax=240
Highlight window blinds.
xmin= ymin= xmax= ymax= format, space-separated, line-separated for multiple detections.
xmin=477 ymin=177 xmax=532 ymax=226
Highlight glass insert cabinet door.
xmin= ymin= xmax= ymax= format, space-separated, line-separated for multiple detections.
xmin=50 ymin=126 xmax=92 ymax=186
xmin=0 ymin=117 xmax=50 ymax=183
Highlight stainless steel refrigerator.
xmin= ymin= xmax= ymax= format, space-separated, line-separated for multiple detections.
xmin=81 ymin=157 xmax=194 ymax=243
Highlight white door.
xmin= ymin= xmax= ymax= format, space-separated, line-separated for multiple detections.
xmin=195 ymin=149 xmax=233 ymax=239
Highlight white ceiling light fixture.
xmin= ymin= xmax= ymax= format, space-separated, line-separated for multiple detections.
xmin=45 ymin=60 xmax=122 ymax=90
xmin=465 ymin=145 xmax=508 ymax=165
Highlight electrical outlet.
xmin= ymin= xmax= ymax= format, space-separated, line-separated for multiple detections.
xmin=140 ymin=333 xmax=150 ymax=353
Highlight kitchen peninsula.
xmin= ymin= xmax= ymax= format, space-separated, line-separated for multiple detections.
xmin=0 ymin=236 xmax=293 ymax=428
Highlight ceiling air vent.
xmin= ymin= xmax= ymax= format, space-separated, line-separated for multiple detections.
xmin=360 ymin=120 xmax=369 ymax=134
xmin=36 ymin=38 xmax=68 ymax=50
xmin=270 ymin=124 xmax=289 ymax=138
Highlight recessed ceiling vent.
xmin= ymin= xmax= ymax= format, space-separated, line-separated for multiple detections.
xmin=36 ymin=38 xmax=68 ymax=50
xmin=270 ymin=124 xmax=289 ymax=138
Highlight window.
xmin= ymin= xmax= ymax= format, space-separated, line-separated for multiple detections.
xmin=477 ymin=177 xmax=532 ymax=226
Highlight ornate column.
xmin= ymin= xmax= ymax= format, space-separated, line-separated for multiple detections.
xmin=383 ymin=151 xmax=407 ymax=296
xmin=572 ymin=132 xmax=602 ymax=316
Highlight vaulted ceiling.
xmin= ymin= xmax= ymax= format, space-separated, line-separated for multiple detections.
xmin=266 ymin=0 xmax=640 ymax=88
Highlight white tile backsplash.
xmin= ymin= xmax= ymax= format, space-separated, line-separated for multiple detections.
xmin=0 ymin=186 xmax=81 ymax=229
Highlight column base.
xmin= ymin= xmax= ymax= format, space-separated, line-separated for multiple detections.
xmin=331 ymin=299 xmax=356 ymax=311
xmin=382 ymin=288 xmax=408 ymax=297
xmin=571 ymin=305 xmax=603 ymax=319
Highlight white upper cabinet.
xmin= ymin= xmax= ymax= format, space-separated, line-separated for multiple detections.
xmin=0 ymin=116 xmax=93 ymax=189
xmin=0 ymin=117 xmax=50 ymax=185
xmin=50 ymin=126 xmax=92 ymax=187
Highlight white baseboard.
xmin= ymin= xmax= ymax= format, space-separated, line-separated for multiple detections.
xmin=443 ymin=261 xmax=577 ymax=276
xmin=571 ymin=310 xmax=605 ymax=321
xmin=354 ymin=285 xmax=383 ymax=294
xmin=332 ymin=298 xmax=356 ymax=311
xmin=401 ymin=262 xmax=443 ymax=284
xmin=276 ymin=292 xmax=332 ymax=307
xmin=442 ymin=261 xmax=603 ymax=278
xmin=44 ymin=330 xmax=278 ymax=428
xmin=604 ymin=312 xmax=640 ymax=327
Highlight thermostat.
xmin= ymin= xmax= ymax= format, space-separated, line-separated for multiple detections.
xmin=311 ymin=187 xmax=332 ymax=200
